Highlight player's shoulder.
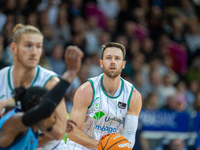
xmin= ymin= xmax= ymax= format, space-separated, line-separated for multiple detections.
xmin=37 ymin=65 xmax=57 ymax=76
xmin=78 ymin=80 xmax=93 ymax=93
xmin=120 ymin=76 xmax=133 ymax=88
xmin=74 ymin=81 xmax=93 ymax=106
xmin=0 ymin=66 xmax=11 ymax=73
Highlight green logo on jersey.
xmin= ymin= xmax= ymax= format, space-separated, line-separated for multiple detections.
xmin=93 ymin=111 xmax=105 ymax=120
xmin=94 ymin=97 xmax=99 ymax=101
xmin=0 ymin=95 xmax=5 ymax=99
xmin=94 ymin=103 xmax=99 ymax=111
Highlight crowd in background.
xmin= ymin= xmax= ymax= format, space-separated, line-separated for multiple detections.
xmin=1 ymin=0 xmax=200 ymax=149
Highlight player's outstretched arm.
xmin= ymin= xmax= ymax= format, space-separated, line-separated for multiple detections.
xmin=39 ymin=46 xmax=83 ymax=141
xmin=123 ymin=88 xmax=142 ymax=148
xmin=68 ymin=81 xmax=99 ymax=149
xmin=21 ymin=46 xmax=83 ymax=129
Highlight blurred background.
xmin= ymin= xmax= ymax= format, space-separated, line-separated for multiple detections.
xmin=1 ymin=0 xmax=200 ymax=149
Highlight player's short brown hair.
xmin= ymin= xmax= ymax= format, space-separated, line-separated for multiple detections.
xmin=101 ymin=42 xmax=126 ymax=60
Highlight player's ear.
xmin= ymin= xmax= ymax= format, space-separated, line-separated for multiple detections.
xmin=122 ymin=60 xmax=126 ymax=69
xmin=99 ymin=59 xmax=103 ymax=68
xmin=10 ymin=42 xmax=17 ymax=54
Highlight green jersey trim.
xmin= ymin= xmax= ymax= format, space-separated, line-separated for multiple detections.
xmin=101 ymin=74 xmax=124 ymax=99
xmin=8 ymin=66 xmax=13 ymax=92
xmin=88 ymin=79 xmax=95 ymax=109
xmin=127 ymin=85 xmax=134 ymax=110
xmin=31 ymin=66 xmax=40 ymax=86
xmin=43 ymin=75 xmax=58 ymax=87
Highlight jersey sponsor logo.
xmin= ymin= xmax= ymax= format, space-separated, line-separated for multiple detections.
xmin=118 ymin=102 xmax=126 ymax=109
xmin=93 ymin=111 xmax=105 ymax=120
xmin=95 ymin=125 xmax=117 ymax=133
xmin=94 ymin=103 xmax=100 ymax=111
xmin=105 ymin=116 xmax=123 ymax=125
xmin=118 ymin=143 xmax=132 ymax=148
xmin=94 ymin=97 xmax=99 ymax=101
xmin=0 ymin=94 xmax=5 ymax=99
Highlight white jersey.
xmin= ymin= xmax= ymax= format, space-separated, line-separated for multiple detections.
xmin=66 ymin=73 xmax=134 ymax=150
xmin=0 ymin=65 xmax=57 ymax=101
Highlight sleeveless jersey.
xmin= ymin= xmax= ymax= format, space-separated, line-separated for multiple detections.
xmin=0 ymin=109 xmax=39 ymax=150
xmin=0 ymin=65 xmax=57 ymax=101
xmin=66 ymin=73 xmax=134 ymax=150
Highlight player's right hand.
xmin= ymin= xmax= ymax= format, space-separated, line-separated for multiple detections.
xmin=64 ymin=46 xmax=84 ymax=74
xmin=66 ymin=119 xmax=78 ymax=133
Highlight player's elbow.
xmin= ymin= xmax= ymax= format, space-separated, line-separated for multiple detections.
xmin=54 ymin=133 xmax=65 ymax=140
xmin=52 ymin=128 xmax=66 ymax=140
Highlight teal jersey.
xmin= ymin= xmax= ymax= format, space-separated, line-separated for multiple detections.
xmin=0 ymin=109 xmax=39 ymax=150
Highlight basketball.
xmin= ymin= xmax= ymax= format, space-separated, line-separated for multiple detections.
xmin=98 ymin=134 xmax=132 ymax=150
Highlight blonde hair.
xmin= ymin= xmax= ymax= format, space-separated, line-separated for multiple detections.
xmin=12 ymin=23 xmax=43 ymax=43
xmin=101 ymin=42 xmax=126 ymax=60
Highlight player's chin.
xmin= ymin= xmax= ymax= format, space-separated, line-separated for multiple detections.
xmin=26 ymin=64 xmax=38 ymax=69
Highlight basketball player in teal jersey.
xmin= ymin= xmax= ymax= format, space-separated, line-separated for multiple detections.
xmin=0 ymin=85 xmax=74 ymax=150
xmin=66 ymin=42 xmax=142 ymax=150
xmin=0 ymin=23 xmax=83 ymax=149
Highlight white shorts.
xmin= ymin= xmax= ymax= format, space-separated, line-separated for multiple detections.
xmin=37 ymin=140 xmax=67 ymax=150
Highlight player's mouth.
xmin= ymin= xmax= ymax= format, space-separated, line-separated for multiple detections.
xmin=29 ymin=58 xmax=37 ymax=62
xmin=109 ymin=67 xmax=116 ymax=70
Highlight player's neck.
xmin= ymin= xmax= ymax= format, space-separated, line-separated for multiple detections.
xmin=102 ymin=75 xmax=121 ymax=97
xmin=12 ymin=65 xmax=36 ymax=88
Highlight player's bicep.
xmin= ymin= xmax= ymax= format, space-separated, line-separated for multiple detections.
xmin=70 ymin=82 xmax=93 ymax=129
xmin=45 ymin=76 xmax=60 ymax=90
xmin=127 ymin=88 xmax=142 ymax=116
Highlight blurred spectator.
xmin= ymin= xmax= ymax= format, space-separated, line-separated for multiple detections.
xmin=186 ymin=57 xmax=200 ymax=86
xmin=2 ymin=21 xmax=14 ymax=47
xmin=0 ymin=34 xmax=8 ymax=69
xmin=155 ymin=138 xmax=187 ymax=150
xmin=141 ymin=37 xmax=154 ymax=63
xmin=85 ymin=2 xmax=106 ymax=29
xmin=38 ymin=10 xmax=49 ymax=27
xmin=0 ymin=8 xmax=7 ymax=32
xmin=41 ymin=24 xmax=56 ymax=55
xmin=86 ymin=53 xmax=103 ymax=78
xmin=53 ymin=8 xmax=72 ymax=45
xmin=26 ymin=12 xmax=39 ymax=27
xmin=48 ymin=43 xmax=66 ymax=76
xmin=170 ymin=17 xmax=185 ymax=45
xmin=68 ymin=0 xmax=84 ymax=23
xmin=142 ymin=92 xmax=159 ymax=110
xmin=97 ymin=0 xmax=120 ymax=19
xmin=193 ymin=92 xmax=200 ymax=112
xmin=37 ymin=0 xmax=60 ymax=24
xmin=158 ymin=74 xmax=176 ymax=108
xmin=175 ymin=80 xmax=187 ymax=111
xmin=185 ymin=79 xmax=199 ymax=110
xmin=185 ymin=18 xmax=200 ymax=64
xmin=175 ymin=0 xmax=197 ymax=26
xmin=133 ymin=71 xmax=150 ymax=99
xmin=162 ymin=95 xmax=183 ymax=112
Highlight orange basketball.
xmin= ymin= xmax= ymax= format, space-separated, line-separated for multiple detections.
xmin=98 ymin=134 xmax=132 ymax=150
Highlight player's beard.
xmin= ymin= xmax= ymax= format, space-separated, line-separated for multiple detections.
xmin=103 ymin=66 xmax=123 ymax=79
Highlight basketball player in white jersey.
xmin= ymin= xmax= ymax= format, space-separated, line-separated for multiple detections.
xmin=0 ymin=23 xmax=83 ymax=150
xmin=66 ymin=42 xmax=142 ymax=150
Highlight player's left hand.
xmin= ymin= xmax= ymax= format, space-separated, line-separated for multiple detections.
xmin=97 ymin=133 xmax=116 ymax=145
xmin=66 ymin=119 xmax=77 ymax=133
